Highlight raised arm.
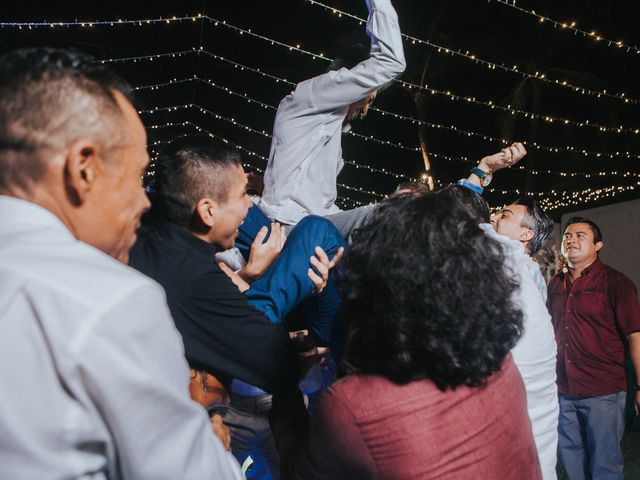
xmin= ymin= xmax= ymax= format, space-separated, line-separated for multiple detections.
xmin=300 ymin=0 xmax=406 ymax=112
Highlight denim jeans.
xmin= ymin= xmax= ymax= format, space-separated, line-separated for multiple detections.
xmin=238 ymin=205 xmax=346 ymax=349
xmin=558 ymin=392 xmax=626 ymax=480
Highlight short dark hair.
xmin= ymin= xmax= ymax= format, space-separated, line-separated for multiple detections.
xmin=340 ymin=193 xmax=523 ymax=390
xmin=327 ymin=44 xmax=369 ymax=72
xmin=154 ymin=134 xmax=242 ymax=226
xmin=394 ymin=181 xmax=430 ymax=195
xmin=563 ymin=216 xmax=603 ymax=243
xmin=433 ymin=184 xmax=491 ymax=223
xmin=0 ymin=47 xmax=132 ymax=193
xmin=512 ymin=197 xmax=554 ymax=255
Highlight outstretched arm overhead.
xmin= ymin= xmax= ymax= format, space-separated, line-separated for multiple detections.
xmin=300 ymin=0 xmax=406 ymax=112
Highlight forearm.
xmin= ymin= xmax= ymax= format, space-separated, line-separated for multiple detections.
xmin=366 ymin=0 xmax=405 ymax=70
xmin=629 ymin=332 xmax=640 ymax=385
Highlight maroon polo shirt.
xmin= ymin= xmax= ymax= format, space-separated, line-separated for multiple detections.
xmin=547 ymin=258 xmax=640 ymax=396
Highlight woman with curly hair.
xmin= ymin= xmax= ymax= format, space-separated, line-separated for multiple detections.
xmin=270 ymin=193 xmax=541 ymax=480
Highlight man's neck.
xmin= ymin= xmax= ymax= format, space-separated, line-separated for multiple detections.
xmin=567 ymin=257 xmax=597 ymax=281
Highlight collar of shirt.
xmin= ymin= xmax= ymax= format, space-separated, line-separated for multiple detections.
xmin=0 ymin=195 xmax=75 ymax=241
xmin=563 ymin=257 xmax=603 ymax=286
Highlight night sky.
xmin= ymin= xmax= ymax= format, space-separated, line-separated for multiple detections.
xmin=2 ymin=0 xmax=640 ymax=219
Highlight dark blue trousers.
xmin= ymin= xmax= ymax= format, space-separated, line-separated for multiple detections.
xmin=558 ymin=392 xmax=626 ymax=480
xmin=239 ymin=205 xmax=346 ymax=351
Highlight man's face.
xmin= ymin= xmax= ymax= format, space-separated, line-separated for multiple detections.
xmin=346 ymin=91 xmax=377 ymax=121
xmin=210 ymin=164 xmax=253 ymax=250
xmin=88 ymin=92 xmax=150 ymax=263
xmin=561 ymin=222 xmax=602 ymax=267
xmin=494 ymin=204 xmax=532 ymax=250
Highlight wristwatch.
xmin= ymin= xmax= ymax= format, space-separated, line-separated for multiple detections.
xmin=470 ymin=166 xmax=493 ymax=187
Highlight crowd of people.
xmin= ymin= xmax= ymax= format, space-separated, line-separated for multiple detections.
xmin=1 ymin=1 xmax=640 ymax=479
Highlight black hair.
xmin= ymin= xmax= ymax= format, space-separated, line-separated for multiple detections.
xmin=394 ymin=181 xmax=430 ymax=195
xmin=339 ymin=193 xmax=523 ymax=390
xmin=326 ymin=44 xmax=369 ymax=72
xmin=512 ymin=197 xmax=554 ymax=255
xmin=0 ymin=47 xmax=132 ymax=192
xmin=563 ymin=216 xmax=603 ymax=243
xmin=154 ymin=134 xmax=242 ymax=226
xmin=433 ymin=184 xmax=491 ymax=223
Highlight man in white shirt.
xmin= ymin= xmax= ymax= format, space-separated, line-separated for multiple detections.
xmin=259 ymin=0 xmax=406 ymax=233
xmin=493 ymin=197 xmax=554 ymax=301
xmin=435 ymin=186 xmax=559 ymax=480
xmin=0 ymin=47 xmax=242 ymax=479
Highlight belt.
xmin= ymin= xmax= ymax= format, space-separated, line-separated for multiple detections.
xmin=230 ymin=391 xmax=273 ymax=415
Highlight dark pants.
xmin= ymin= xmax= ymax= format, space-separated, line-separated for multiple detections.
xmin=238 ymin=205 xmax=346 ymax=349
xmin=558 ymin=392 xmax=626 ymax=480
xmin=223 ymin=398 xmax=278 ymax=480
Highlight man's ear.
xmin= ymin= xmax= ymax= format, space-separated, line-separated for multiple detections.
xmin=595 ymin=240 xmax=604 ymax=253
xmin=195 ymin=197 xmax=218 ymax=228
xmin=520 ymin=228 xmax=534 ymax=243
xmin=64 ymin=140 xmax=101 ymax=205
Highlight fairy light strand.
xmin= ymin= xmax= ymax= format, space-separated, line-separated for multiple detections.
xmin=189 ymin=72 xmax=640 ymax=160
xmin=133 ymin=77 xmax=640 ymax=179
xmin=4 ymin=12 xmax=639 ymax=126
xmin=142 ymin=118 xmax=640 ymax=210
xmin=303 ymin=0 xmax=640 ymax=105
xmin=490 ymin=0 xmax=640 ymax=56
xmin=6 ymin=12 xmax=637 ymax=134
xmin=0 ymin=14 xmax=202 ymax=28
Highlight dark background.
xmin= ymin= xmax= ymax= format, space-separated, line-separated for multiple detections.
xmin=2 ymin=0 xmax=639 ymax=218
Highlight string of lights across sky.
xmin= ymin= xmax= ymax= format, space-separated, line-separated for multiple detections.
xmin=2 ymin=9 xmax=639 ymax=210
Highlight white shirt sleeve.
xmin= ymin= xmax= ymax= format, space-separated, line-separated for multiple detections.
xmin=77 ymin=283 xmax=243 ymax=480
xmin=299 ymin=0 xmax=406 ymax=112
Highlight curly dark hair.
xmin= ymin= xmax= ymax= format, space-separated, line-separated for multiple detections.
xmin=339 ymin=193 xmax=524 ymax=390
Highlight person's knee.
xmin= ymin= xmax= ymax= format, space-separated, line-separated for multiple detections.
xmin=296 ymin=216 xmax=344 ymax=245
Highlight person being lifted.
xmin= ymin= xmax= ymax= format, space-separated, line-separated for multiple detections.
xmin=258 ymin=0 xmax=406 ymax=236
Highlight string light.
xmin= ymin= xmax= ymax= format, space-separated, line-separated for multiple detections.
xmin=304 ymin=0 xmax=640 ymax=105
xmin=133 ymin=77 xmax=640 ymax=181
xmin=4 ymin=12 xmax=638 ymax=130
xmin=6 ymin=9 xmax=637 ymax=135
xmin=490 ymin=0 xmax=640 ymax=56
xmin=100 ymin=49 xmax=197 ymax=65
xmin=202 ymin=44 xmax=640 ymax=136
xmin=5 ymin=15 xmax=635 ymax=210
xmin=370 ymin=103 xmax=640 ymax=159
xmin=0 ymin=14 xmax=202 ymax=28
xmin=141 ymin=119 xmax=640 ymax=212
xmin=395 ymin=78 xmax=640 ymax=136
xmin=194 ymin=22 xmax=640 ymax=156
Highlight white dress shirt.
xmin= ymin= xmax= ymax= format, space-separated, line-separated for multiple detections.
xmin=0 ymin=196 xmax=243 ymax=480
xmin=482 ymin=224 xmax=559 ymax=480
xmin=259 ymin=0 xmax=406 ymax=225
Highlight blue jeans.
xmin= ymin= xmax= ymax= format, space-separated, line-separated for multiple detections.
xmin=239 ymin=205 xmax=346 ymax=349
xmin=558 ymin=392 xmax=626 ymax=480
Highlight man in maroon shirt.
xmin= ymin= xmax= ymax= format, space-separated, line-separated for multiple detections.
xmin=548 ymin=216 xmax=640 ymax=480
